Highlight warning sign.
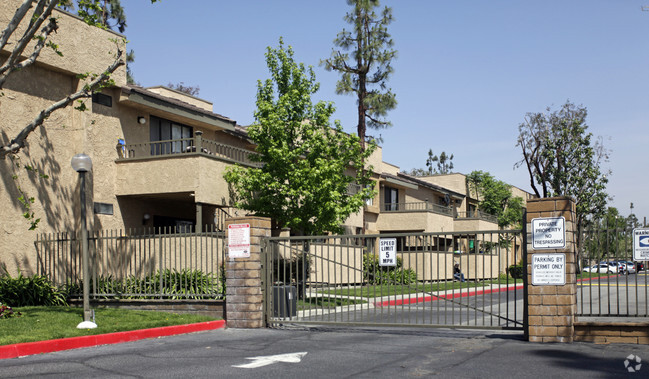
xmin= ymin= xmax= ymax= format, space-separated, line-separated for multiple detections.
xmin=531 ymin=253 xmax=566 ymax=285
xmin=633 ymin=228 xmax=649 ymax=261
xmin=379 ymin=238 xmax=397 ymax=267
xmin=228 ymin=223 xmax=250 ymax=258
xmin=532 ymin=217 xmax=566 ymax=250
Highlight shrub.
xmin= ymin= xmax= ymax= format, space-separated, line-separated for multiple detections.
xmin=64 ymin=269 xmax=224 ymax=300
xmin=363 ymin=254 xmax=418 ymax=285
xmin=0 ymin=269 xmax=67 ymax=307
xmin=0 ymin=304 xmax=21 ymax=319
xmin=508 ymin=264 xmax=524 ymax=279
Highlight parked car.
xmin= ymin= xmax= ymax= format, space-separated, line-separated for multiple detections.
xmin=619 ymin=261 xmax=637 ymax=274
xmin=636 ymin=262 xmax=645 ymax=271
xmin=583 ymin=264 xmax=617 ymax=274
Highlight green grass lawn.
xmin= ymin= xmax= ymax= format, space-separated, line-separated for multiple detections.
xmin=0 ymin=306 xmax=218 ymax=346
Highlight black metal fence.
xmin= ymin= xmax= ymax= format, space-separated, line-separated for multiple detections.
xmin=35 ymin=227 xmax=226 ymax=300
xmin=577 ymin=225 xmax=649 ymax=317
xmin=263 ymin=230 xmax=524 ymax=329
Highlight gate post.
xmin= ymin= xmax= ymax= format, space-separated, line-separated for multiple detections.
xmin=225 ymin=216 xmax=271 ymax=328
xmin=525 ymin=197 xmax=577 ymax=342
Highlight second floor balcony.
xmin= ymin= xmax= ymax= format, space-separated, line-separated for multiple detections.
xmin=116 ymin=133 xmax=261 ymax=168
xmin=381 ymin=201 xmax=454 ymax=217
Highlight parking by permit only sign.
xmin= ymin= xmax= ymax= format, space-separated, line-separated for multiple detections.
xmin=531 ymin=217 xmax=566 ymax=250
xmin=228 ymin=223 xmax=250 ymax=258
xmin=379 ymin=238 xmax=397 ymax=267
xmin=532 ymin=253 xmax=566 ymax=285
xmin=633 ymin=228 xmax=649 ymax=261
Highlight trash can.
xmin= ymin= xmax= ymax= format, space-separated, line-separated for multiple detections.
xmin=272 ymin=285 xmax=297 ymax=318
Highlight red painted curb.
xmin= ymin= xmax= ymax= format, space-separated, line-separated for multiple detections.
xmin=0 ymin=319 xmax=226 ymax=360
xmin=374 ymin=284 xmax=525 ymax=307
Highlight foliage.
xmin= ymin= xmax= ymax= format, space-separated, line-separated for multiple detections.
xmin=466 ymin=170 xmax=524 ymax=228
xmin=405 ymin=149 xmax=454 ymax=176
xmin=0 ymin=267 xmax=67 ymax=307
xmin=0 ymin=304 xmax=22 ymax=319
xmin=167 ymin=82 xmax=200 ymax=96
xmin=582 ymin=207 xmax=630 ymax=261
xmin=322 ymin=0 xmax=397 ymax=148
xmin=515 ymin=101 xmax=609 ymax=231
xmin=507 ymin=264 xmax=524 ymax=279
xmin=363 ymin=254 xmax=417 ymax=285
xmin=64 ymin=269 xmax=224 ymax=300
xmin=225 ymin=39 xmax=375 ymax=235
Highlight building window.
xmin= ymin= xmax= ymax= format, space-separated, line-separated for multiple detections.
xmin=150 ymin=116 xmax=193 ymax=155
xmin=92 ymin=93 xmax=112 ymax=107
xmin=384 ymin=186 xmax=398 ymax=211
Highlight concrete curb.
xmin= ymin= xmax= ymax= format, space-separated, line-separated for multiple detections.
xmin=0 ymin=320 xmax=226 ymax=360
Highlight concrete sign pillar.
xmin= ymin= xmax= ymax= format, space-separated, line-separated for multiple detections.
xmin=225 ymin=216 xmax=271 ymax=328
xmin=525 ymin=197 xmax=577 ymax=343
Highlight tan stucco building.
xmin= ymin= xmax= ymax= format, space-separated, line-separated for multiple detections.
xmin=1 ymin=1 xmax=532 ymax=276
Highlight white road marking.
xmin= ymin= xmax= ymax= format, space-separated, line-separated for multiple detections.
xmin=232 ymin=352 xmax=308 ymax=369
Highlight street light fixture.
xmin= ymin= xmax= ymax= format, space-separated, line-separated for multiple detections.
xmin=71 ymin=153 xmax=97 ymax=329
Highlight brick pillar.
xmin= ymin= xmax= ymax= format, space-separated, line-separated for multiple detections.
xmin=225 ymin=216 xmax=271 ymax=328
xmin=525 ymin=196 xmax=577 ymax=343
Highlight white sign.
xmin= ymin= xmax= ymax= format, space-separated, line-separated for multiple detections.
xmin=532 ymin=253 xmax=566 ymax=285
xmin=379 ymin=238 xmax=397 ymax=267
xmin=228 ymin=223 xmax=250 ymax=258
xmin=633 ymin=228 xmax=649 ymax=261
xmin=532 ymin=217 xmax=566 ymax=250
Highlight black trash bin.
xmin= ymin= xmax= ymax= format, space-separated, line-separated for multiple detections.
xmin=272 ymin=285 xmax=297 ymax=318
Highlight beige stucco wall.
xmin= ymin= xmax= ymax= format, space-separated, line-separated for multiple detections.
xmin=376 ymin=211 xmax=455 ymax=233
xmin=0 ymin=1 xmax=127 ymax=86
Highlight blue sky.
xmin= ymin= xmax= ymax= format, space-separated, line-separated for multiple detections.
xmin=123 ymin=0 xmax=649 ymax=221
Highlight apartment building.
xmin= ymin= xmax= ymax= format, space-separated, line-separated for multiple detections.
xmin=0 ymin=2 xmax=531 ymax=276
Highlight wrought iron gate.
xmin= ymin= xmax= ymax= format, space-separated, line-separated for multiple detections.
xmin=262 ymin=230 xmax=524 ymax=330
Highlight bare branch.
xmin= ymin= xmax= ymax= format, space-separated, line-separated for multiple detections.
xmin=0 ymin=0 xmax=33 ymax=52
xmin=0 ymin=48 xmax=125 ymax=158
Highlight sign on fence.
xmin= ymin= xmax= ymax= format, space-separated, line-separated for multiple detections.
xmin=531 ymin=253 xmax=566 ymax=285
xmin=633 ymin=228 xmax=649 ymax=261
xmin=531 ymin=217 xmax=566 ymax=250
xmin=228 ymin=223 xmax=251 ymax=258
xmin=379 ymin=238 xmax=397 ymax=267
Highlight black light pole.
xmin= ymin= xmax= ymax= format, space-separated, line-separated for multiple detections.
xmin=71 ymin=153 xmax=96 ymax=329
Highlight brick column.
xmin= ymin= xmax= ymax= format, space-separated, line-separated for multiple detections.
xmin=225 ymin=216 xmax=271 ymax=328
xmin=525 ymin=197 xmax=577 ymax=343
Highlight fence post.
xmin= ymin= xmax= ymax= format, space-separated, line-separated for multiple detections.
xmin=525 ymin=196 xmax=577 ymax=342
xmin=225 ymin=216 xmax=271 ymax=328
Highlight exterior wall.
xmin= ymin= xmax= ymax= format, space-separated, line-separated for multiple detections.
xmin=0 ymin=2 xmax=127 ymax=85
xmin=376 ymin=211 xmax=454 ymax=233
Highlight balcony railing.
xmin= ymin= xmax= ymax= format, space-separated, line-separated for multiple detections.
xmin=455 ymin=211 xmax=498 ymax=224
xmin=117 ymin=135 xmax=261 ymax=168
xmin=381 ymin=201 xmax=454 ymax=216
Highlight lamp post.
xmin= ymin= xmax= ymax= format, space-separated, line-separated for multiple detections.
xmin=71 ymin=153 xmax=97 ymax=329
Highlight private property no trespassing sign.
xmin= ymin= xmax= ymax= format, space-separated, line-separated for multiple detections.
xmin=532 ymin=217 xmax=566 ymax=250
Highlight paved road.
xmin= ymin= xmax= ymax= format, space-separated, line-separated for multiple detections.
xmin=578 ymin=273 xmax=649 ymax=316
xmin=1 ymin=326 xmax=648 ymax=378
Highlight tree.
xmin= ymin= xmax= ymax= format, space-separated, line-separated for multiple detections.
xmin=322 ymin=0 xmax=397 ymax=149
xmin=224 ymin=39 xmax=375 ymax=235
xmin=466 ymin=171 xmax=524 ymax=229
xmin=167 ymin=82 xmax=200 ymax=96
xmin=515 ymin=101 xmax=609 ymax=231
xmin=0 ymin=0 xmax=134 ymax=158
xmin=403 ymin=150 xmax=455 ymax=177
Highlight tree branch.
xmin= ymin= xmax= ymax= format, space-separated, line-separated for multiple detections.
xmin=0 ymin=48 xmax=124 ymax=158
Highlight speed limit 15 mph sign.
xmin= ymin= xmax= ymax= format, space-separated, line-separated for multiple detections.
xmin=379 ymin=238 xmax=397 ymax=267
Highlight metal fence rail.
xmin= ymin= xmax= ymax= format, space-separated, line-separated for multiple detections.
xmin=35 ymin=227 xmax=226 ymax=300
xmin=263 ymin=230 xmax=524 ymax=330
xmin=578 ymin=226 xmax=649 ymax=317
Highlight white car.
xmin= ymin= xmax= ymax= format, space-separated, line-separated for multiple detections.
xmin=583 ymin=264 xmax=617 ymax=274
xmin=619 ymin=261 xmax=636 ymax=274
